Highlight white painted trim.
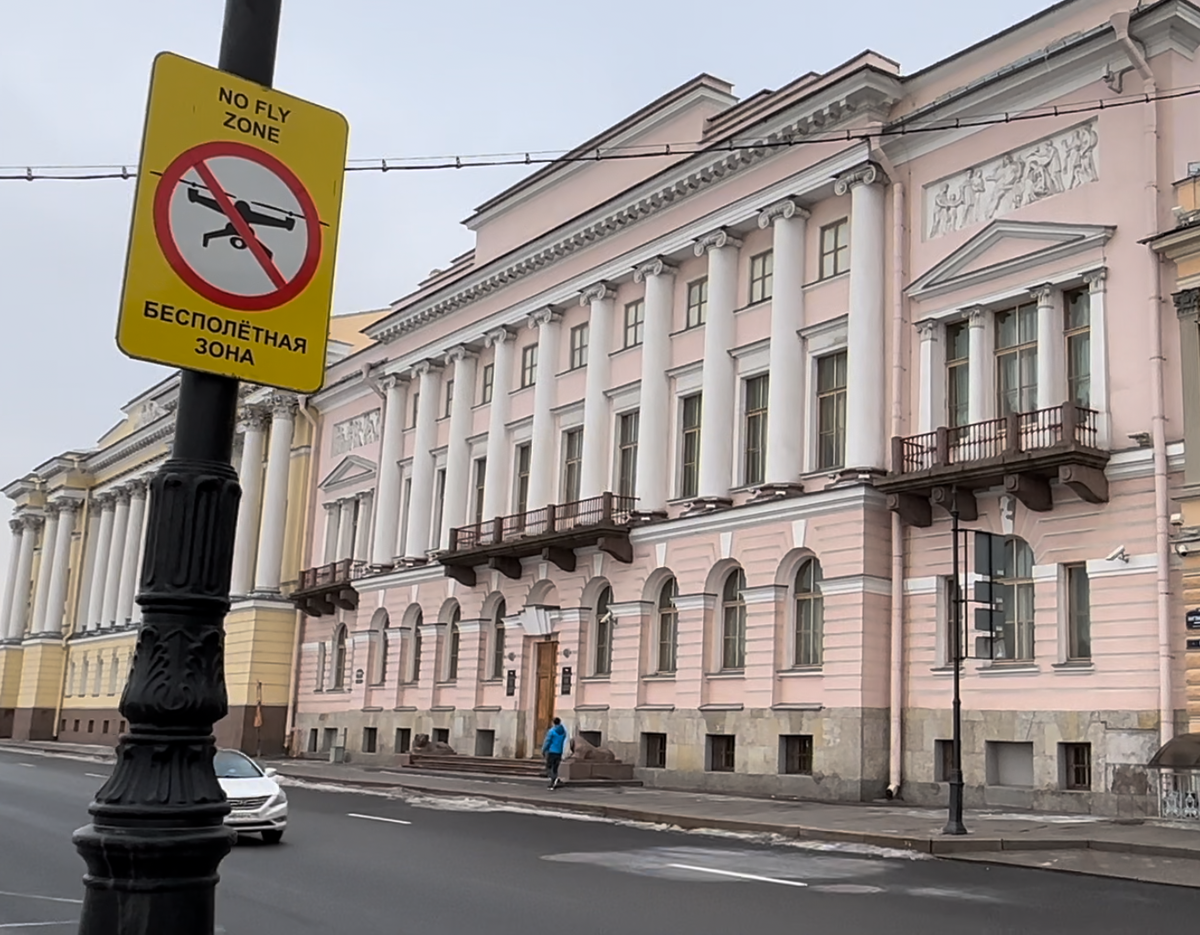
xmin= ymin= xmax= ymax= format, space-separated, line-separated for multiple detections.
xmin=1085 ymin=553 xmax=1156 ymax=579
xmin=903 ymin=576 xmax=939 ymax=595
xmin=819 ymin=574 xmax=892 ymax=597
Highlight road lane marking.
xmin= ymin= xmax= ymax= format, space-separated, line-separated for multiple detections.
xmin=17 ymin=763 xmax=36 ymax=769
xmin=0 ymin=923 xmax=77 ymax=929
xmin=667 ymin=864 xmax=808 ymax=887
xmin=348 ymin=812 xmax=412 ymax=826
xmin=0 ymin=892 xmax=83 ymax=905
xmin=84 ymin=773 xmax=108 ymax=779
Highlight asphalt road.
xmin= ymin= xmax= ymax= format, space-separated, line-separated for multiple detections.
xmin=0 ymin=749 xmax=1193 ymax=935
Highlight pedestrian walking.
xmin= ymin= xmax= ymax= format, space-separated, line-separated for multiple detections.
xmin=541 ymin=717 xmax=568 ymax=790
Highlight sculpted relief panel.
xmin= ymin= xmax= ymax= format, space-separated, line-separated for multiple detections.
xmin=924 ymin=120 xmax=1098 ymax=239
xmin=332 ymin=408 xmax=381 ymax=456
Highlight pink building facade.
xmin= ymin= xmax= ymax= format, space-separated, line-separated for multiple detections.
xmin=291 ymin=0 xmax=1200 ymax=814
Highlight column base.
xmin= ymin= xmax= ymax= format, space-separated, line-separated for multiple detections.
xmin=749 ymin=483 xmax=805 ymax=503
xmin=682 ymin=497 xmax=733 ymax=517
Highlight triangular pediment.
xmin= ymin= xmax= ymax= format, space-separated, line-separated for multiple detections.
xmin=907 ymin=220 xmax=1114 ymax=301
xmin=319 ymin=455 xmax=377 ymax=491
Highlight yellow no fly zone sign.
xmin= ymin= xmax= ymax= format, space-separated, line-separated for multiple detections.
xmin=117 ymin=52 xmax=348 ymax=393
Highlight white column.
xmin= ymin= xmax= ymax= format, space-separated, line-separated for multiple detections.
xmin=1034 ymin=283 xmax=1062 ymax=409
xmin=84 ymin=496 xmax=115 ymax=631
xmin=442 ymin=346 xmax=478 ymax=546
xmin=482 ymin=327 xmax=516 ymax=521
xmin=114 ymin=481 xmax=147 ymax=627
xmin=633 ymin=258 xmax=676 ymax=514
xmin=836 ymin=164 xmax=888 ymax=471
xmin=917 ymin=320 xmax=944 ymax=433
xmin=695 ymin=229 xmax=741 ymax=502
xmin=527 ymin=308 xmax=562 ymax=511
xmin=372 ymin=375 xmax=408 ymax=565
xmin=580 ymin=284 xmax=615 ymax=500
xmin=336 ymin=498 xmax=356 ymax=560
xmin=1085 ymin=268 xmax=1110 ymax=446
xmin=231 ymin=406 xmax=268 ymax=596
xmin=967 ymin=307 xmax=994 ymax=423
xmin=0 ymin=520 xmax=23 ymax=640
xmin=42 ymin=501 xmax=78 ymax=633
xmin=404 ymin=361 xmax=444 ymax=560
xmin=7 ymin=514 xmax=41 ymax=641
xmin=29 ymin=508 xmax=59 ymax=634
xmin=101 ymin=489 xmax=131 ymax=627
xmin=253 ymin=394 xmax=297 ymax=593
xmin=353 ymin=492 xmax=373 ymax=561
xmin=759 ymin=200 xmax=809 ymax=489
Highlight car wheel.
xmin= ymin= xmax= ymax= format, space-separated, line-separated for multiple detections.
xmin=261 ymin=830 xmax=284 ymax=845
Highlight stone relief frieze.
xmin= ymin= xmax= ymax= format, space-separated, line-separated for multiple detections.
xmin=924 ymin=120 xmax=1098 ymax=239
xmin=331 ymin=408 xmax=381 ymax=456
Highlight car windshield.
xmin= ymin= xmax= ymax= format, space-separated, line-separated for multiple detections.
xmin=213 ymin=750 xmax=263 ymax=779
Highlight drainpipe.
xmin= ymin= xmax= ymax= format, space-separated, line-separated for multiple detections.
xmin=887 ymin=179 xmax=907 ymax=798
xmin=1113 ymin=11 xmax=1172 ymax=745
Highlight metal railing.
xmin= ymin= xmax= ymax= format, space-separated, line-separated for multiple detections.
xmin=450 ymin=492 xmax=637 ymax=552
xmin=892 ymin=404 xmax=1099 ymax=474
xmin=296 ymin=559 xmax=369 ymax=592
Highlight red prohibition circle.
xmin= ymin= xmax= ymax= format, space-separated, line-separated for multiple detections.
xmin=153 ymin=140 xmax=322 ymax=313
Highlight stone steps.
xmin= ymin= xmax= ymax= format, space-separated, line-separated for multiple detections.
xmin=407 ymin=754 xmax=547 ymax=777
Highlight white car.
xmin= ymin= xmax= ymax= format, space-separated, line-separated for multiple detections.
xmin=215 ymin=749 xmax=288 ymax=844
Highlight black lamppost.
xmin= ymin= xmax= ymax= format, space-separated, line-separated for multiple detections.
xmin=943 ymin=487 xmax=968 ymax=836
xmin=72 ymin=3 xmax=281 ymax=932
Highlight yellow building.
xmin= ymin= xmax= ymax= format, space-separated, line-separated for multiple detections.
xmin=0 ymin=311 xmax=383 ymax=753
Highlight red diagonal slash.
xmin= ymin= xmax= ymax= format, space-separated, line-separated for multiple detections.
xmin=191 ymin=159 xmax=287 ymax=290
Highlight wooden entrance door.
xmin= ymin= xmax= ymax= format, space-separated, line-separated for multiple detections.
xmin=533 ymin=641 xmax=556 ymax=749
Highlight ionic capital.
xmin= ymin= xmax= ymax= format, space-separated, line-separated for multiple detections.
xmin=833 ymin=162 xmax=885 ymax=196
xmin=757 ymin=197 xmax=810 ymax=229
xmin=579 ymin=283 xmax=616 ymax=306
xmin=632 ymin=257 xmax=677 ymax=283
xmin=1030 ymin=283 xmax=1056 ymax=305
xmin=411 ymin=358 xmax=444 ymax=378
xmin=484 ymin=326 xmax=515 ymax=348
xmin=1083 ymin=268 xmax=1108 ymax=294
xmin=443 ymin=344 xmax=478 ymax=366
xmin=268 ymin=393 xmax=299 ymax=419
xmin=528 ymin=307 xmax=562 ymax=329
xmin=915 ymin=319 xmax=939 ymax=340
xmin=968 ymin=306 xmax=989 ymax=328
xmin=694 ymin=228 xmax=743 ymax=257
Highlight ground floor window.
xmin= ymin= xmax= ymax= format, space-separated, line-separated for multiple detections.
xmin=643 ymin=732 xmax=667 ymax=769
xmin=707 ymin=734 xmax=735 ymax=772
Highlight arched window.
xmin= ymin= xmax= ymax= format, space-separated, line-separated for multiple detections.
xmin=331 ymin=625 xmax=347 ymax=690
xmin=447 ymin=606 xmax=461 ymax=681
xmin=794 ymin=559 xmax=823 ymax=667
xmin=997 ymin=537 xmax=1035 ymax=661
xmin=656 ymin=577 xmax=678 ymax=674
xmin=594 ymin=586 xmax=614 ymax=676
xmin=410 ymin=612 xmax=423 ymax=684
xmin=491 ymin=599 xmax=507 ymax=680
xmin=721 ymin=568 xmax=746 ymax=670
xmin=314 ymin=642 xmax=326 ymax=692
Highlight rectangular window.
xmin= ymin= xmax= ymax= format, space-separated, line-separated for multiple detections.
xmin=475 ymin=729 xmax=496 ymax=757
xmin=481 ymin=363 xmax=494 ymax=404
xmin=820 ymin=219 xmax=850 ymax=279
xmin=743 ymin=374 xmax=769 ymax=486
xmin=521 ymin=344 xmax=538 ymax=388
xmin=617 ymin=411 xmax=639 ymax=498
xmin=443 ymin=379 xmax=454 ymax=418
xmin=102 ymin=720 xmax=110 ymax=734
xmin=946 ymin=321 xmax=970 ymax=429
xmin=362 ymin=727 xmax=378 ymax=754
xmin=1062 ymin=742 xmax=1092 ymax=791
xmin=307 ymin=728 xmax=319 ymax=753
xmin=321 ymin=727 xmax=337 ymax=753
xmin=1065 ymin=288 xmax=1091 ymax=408
xmin=395 ymin=727 xmax=412 ymax=754
xmin=996 ymin=303 xmax=1038 ymax=415
xmin=398 ymin=477 xmax=412 ymax=555
xmin=624 ymin=299 xmax=645 ymax=348
xmin=433 ymin=728 xmax=450 ymax=745
xmin=943 ymin=575 xmax=965 ymax=667
xmin=1066 ymin=563 xmax=1091 ymax=661
xmin=816 ymin=351 xmax=848 ymax=470
xmin=643 ymin=732 xmax=667 ymax=769
xmin=515 ymin=443 xmax=532 ymax=514
xmin=686 ymin=278 xmax=708 ymax=329
xmin=749 ymin=250 xmax=774 ymax=304
xmin=410 ymin=391 xmax=420 ymax=428
xmin=707 ymin=734 xmax=736 ymax=772
xmin=680 ymin=394 xmax=702 ymax=498
xmin=432 ymin=468 xmax=447 ymax=547
xmin=562 ymin=429 xmax=583 ymax=502
xmin=569 ymin=323 xmax=589 ymax=370
xmin=935 ymin=739 xmax=954 ymax=782
xmin=472 ymin=458 xmax=487 ymax=525
xmin=780 ymin=734 xmax=814 ymax=775
xmin=986 ymin=740 xmax=1034 ymax=787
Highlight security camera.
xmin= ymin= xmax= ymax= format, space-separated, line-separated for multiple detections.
xmin=1105 ymin=545 xmax=1128 ymax=563
xmin=1178 ymin=542 xmax=1192 ymax=558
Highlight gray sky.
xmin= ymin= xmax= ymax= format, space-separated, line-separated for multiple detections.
xmin=0 ymin=0 xmax=1051 ymax=571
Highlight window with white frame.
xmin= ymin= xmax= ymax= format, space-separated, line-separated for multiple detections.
xmin=1065 ymin=288 xmax=1091 ymax=408
xmin=491 ymin=599 xmax=507 ymax=680
xmin=447 ymin=605 xmax=461 ymax=681
xmin=616 ymin=411 xmax=639 ymax=498
xmin=481 ymin=363 xmax=494 ymax=404
xmin=331 ymin=625 xmax=347 ymax=690
xmin=314 ymin=643 xmax=325 ymax=692
xmin=520 ymin=344 xmax=538 ymax=388
xmin=820 ymin=219 xmax=849 ymax=279
xmin=569 ymin=323 xmax=589 ymax=370
xmin=749 ymin=250 xmax=774 ymax=304
xmin=793 ymin=559 xmax=823 ymax=667
xmin=743 ymin=374 xmax=769 ymax=486
xmin=942 ymin=574 xmax=965 ymax=667
xmin=946 ymin=321 xmax=970 ymax=428
xmin=443 ymin=379 xmax=454 ymax=418
xmin=514 ymin=443 xmax=532 ymax=515
xmin=410 ymin=615 xmax=423 ymax=684
xmin=686 ymin=278 xmax=708 ymax=329
xmin=679 ymin=394 xmax=702 ymax=498
xmin=624 ymin=300 xmax=645 ymax=348
xmin=472 ymin=458 xmax=487 ymax=525
xmin=1065 ymin=563 xmax=1091 ymax=661
xmin=994 ymin=537 xmax=1035 ymax=662
xmin=432 ymin=467 xmax=447 ymax=547
xmin=721 ymin=568 xmax=747 ymax=670
xmin=594 ymin=586 xmax=614 ymax=676
xmin=816 ymin=352 xmax=847 ymax=470
xmin=409 ymin=391 xmax=420 ymax=428
xmin=995 ymin=303 xmax=1038 ymax=415
xmin=562 ymin=428 xmax=583 ymax=502
xmin=657 ymin=576 xmax=678 ymax=674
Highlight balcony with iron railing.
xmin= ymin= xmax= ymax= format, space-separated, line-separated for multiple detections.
xmin=879 ymin=403 xmax=1110 ymax=526
xmin=290 ymin=559 xmax=370 ymax=617
xmin=441 ymin=492 xmax=639 ymax=586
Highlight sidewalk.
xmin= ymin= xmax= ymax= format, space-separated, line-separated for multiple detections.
xmin=5 ymin=739 xmax=1199 ymax=887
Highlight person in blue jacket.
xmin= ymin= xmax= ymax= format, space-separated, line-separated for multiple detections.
xmin=541 ymin=717 xmax=568 ymax=789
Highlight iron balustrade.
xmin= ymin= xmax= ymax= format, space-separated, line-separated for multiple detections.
xmin=449 ymin=492 xmax=638 ymax=552
xmin=296 ymin=559 xmax=369 ymax=592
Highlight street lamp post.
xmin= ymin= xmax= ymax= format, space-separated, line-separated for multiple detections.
xmin=943 ymin=488 xmax=968 ymax=836
xmin=73 ymin=3 xmax=281 ymax=933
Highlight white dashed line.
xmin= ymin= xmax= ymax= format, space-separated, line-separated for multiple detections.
xmin=348 ymin=812 xmax=412 ymax=826
xmin=84 ymin=773 xmax=107 ymax=779
xmin=0 ymin=892 xmax=82 ymax=905
xmin=0 ymin=923 xmax=77 ymax=929
xmin=17 ymin=763 xmax=36 ymax=769
xmin=667 ymin=864 xmax=809 ymax=887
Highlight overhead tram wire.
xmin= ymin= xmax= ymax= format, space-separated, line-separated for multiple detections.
xmin=4 ymin=81 xmax=1199 ymax=183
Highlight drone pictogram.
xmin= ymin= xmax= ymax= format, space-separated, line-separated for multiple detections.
xmin=186 ymin=185 xmax=296 ymax=259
